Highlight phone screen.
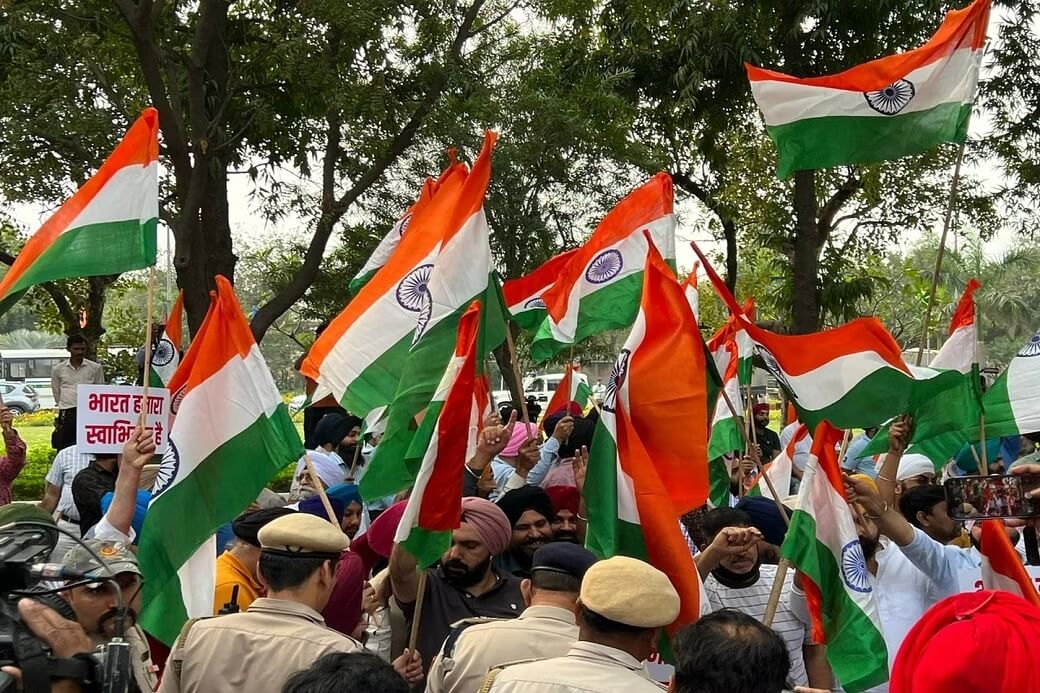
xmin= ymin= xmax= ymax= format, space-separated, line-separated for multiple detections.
xmin=945 ymin=474 xmax=1040 ymax=520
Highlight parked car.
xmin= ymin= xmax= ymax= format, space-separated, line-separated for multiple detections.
xmin=0 ymin=381 xmax=40 ymax=414
xmin=491 ymin=372 xmax=590 ymax=409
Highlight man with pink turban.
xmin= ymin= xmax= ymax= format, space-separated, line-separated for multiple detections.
xmin=390 ymin=497 xmax=524 ymax=685
xmin=486 ymin=421 xmax=541 ymax=500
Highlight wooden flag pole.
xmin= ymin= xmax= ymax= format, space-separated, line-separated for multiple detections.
xmin=978 ymin=412 xmax=988 ymax=476
xmin=916 ymin=141 xmax=967 ymax=366
xmin=718 ymin=385 xmax=790 ymax=528
xmin=836 ymin=429 xmax=853 ymax=470
xmin=138 ymin=266 xmax=157 ymax=428
xmin=503 ymin=324 xmax=531 ymax=429
xmin=763 ymin=558 xmax=791 ymax=628
xmin=746 ymin=382 xmax=758 ymax=446
xmin=303 ymin=452 xmax=340 ymax=526
xmin=408 ymin=570 xmax=429 ymax=653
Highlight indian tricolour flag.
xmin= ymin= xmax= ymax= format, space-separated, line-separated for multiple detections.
xmin=693 ymin=240 xmax=975 ymax=432
xmin=0 ymin=108 xmax=159 ymax=315
xmin=982 ymin=329 xmax=1040 ymax=439
xmin=747 ymin=0 xmax=990 ymax=178
xmin=585 ymin=237 xmax=707 ymax=641
xmin=149 ymin=291 xmax=184 ymax=388
xmin=682 ymin=263 xmax=699 ymax=321
xmin=979 ymin=519 xmax=1040 ymax=607
xmin=395 ymin=302 xmax=486 ymax=567
xmin=301 ymin=133 xmax=498 ymax=421
xmin=139 ymin=276 xmax=303 ymax=645
xmin=349 ymin=157 xmax=456 ymax=296
xmin=503 ymin=248 xmax=578 ymax=332
xmin=530 ymin=173 xmax=675 ymax=363
xmin=706 ymin=305 xmax=755 ymax=460
xmin=781 ymin=422 xmax=888 ymax=692
xmin=542 ymin=363 xmax=593 ymax=422
xmin=930 ymin=278 xmax=982 ymax=373
xmin=748 ymin=423 xmax=804 ymax=500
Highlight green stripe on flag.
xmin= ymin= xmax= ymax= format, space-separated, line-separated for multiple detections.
xmin=708 ymin=417 xmax=744 ymax=461
xmin=768 ymin=102 xmax=971 ymax=179
xmin=139 ymin=405 xmax=301 ymax=644
xmin=708 ymin=457 xmax=731 ymax=508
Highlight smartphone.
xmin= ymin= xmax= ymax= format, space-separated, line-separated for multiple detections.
xmin=945 ymin=474 xmax=1040 ymax=520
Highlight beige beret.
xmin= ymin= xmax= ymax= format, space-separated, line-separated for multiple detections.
xmin=258 ymin=512 xmax=348 ymax=556
xmin=580 ymin=555 xmax=680 ymax=628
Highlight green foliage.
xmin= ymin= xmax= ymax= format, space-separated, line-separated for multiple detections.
xmin=12 ymin=444 xmax=54 ymax=501
xmin=13 ymin=410 xmax=54 ymax=427
xmin=0 ymin=329 xmax=63 ymax=349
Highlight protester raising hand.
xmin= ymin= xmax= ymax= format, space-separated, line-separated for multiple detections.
xmin=572 ymin=445 xmax=589 ymax=494
xmin=470 ymin=410 xmax=518 ymax=472
xmin=693 ymin=525 xmax=763 ymax=579
xmin=551 ymin=415 xmax=575 ymax=444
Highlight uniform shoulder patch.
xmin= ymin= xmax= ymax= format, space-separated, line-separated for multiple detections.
xmin=479 ymin=659 xmax=545 ymax=693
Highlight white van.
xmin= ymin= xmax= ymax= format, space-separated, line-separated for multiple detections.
xmin=492 ymin=372 xmax=590 ymax=408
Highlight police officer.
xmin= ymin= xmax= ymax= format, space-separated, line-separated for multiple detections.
xmin=158 ymin=513 xmax=361 ymax=693
xmin=426 ymin=543 xmax=597 ymax=693
xmin=484 ymin=556 xmax=681 ymax=693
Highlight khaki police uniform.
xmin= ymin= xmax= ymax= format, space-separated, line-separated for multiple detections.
xmin=426 ymin=605 xmax=578 ymax=693
xmin=484 ymin=641 xmax=665 ymax=693
xmin=158 ymin=512 xmax=358 ymax=693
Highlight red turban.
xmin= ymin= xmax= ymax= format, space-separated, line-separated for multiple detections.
xmin=891 ymin=590 xmax=1040 ymax=693
xmin=545 ymin=485 xmax=580 ymax=516
xmin=752 ymin=403 xmax=770 ymax=416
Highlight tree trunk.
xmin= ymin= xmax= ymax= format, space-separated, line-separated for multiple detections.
xmin=492 ymin=325 xmax=524 ymax=406
xmin=80 ymin=276 xmax=116 ymax=360
xmin=790 ymin=170 xmax=820 ymax=334
xmin=723 ymin=218 xmax=738 ymax=292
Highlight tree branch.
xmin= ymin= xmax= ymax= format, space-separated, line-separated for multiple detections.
xmin=0 ymin=252 xmax=79 ymax=329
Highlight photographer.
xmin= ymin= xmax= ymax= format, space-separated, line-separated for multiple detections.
xmin=0 ymin=598 xmax=95 ymax=692
xmin=60 ymin=542 xmax=156 ymax=693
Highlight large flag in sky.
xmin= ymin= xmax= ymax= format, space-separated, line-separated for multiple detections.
xmin=349 ymin=156 xmax=456 ymax=295
xmin=503 ymin=249 xmax=578 ymax=332
xmin=301 ymin=133 xmax=501 ymax=422
xmin=585 ymin=237 xmax=708 ymax=645
xmin=541 ymin=362 xmax=593 ymax=423
xmin=0 ymin=108 xmax=159 ymax=315
xmin=395 ymin=301 xmax=487 ymax=567
xmin=747 ymin=0 xmax=990 ymax=178
xmin=149 ymin=291 xmax=184 ymax=388
xmin=982 ymin=329 xmax=1040 ymax=439
xmin=979 ymin=519 xmax=1040 ymax=607
xmin=781 ymin=422 xmax=888 ymax=692
xmin=356 ymin=134 xmax=507 ymax=501
xmin=530 ymin=173 xmax=676 ymax=362
xmin=693 ymin=241 xmax=980 ymax=433
xmin=139 ymin=276 xmax=303 ymax=645
xmin=930 ymin=279 xmax=982 ymax=373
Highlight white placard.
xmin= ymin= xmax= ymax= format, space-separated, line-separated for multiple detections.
xmin=957 ymin=564 xmax=1040 ymax=593
xmin=76 ymin=385 xmax=170 ymax=454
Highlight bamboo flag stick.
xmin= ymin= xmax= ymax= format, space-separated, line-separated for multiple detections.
xmin=138 ymin=266 xmax=157 ymax=428
xmin=502 ymin=324 xmax=531 ymax=429
xmin=836 ymin=429 xmax=853 ymax=470
xmin=763 ymin=558 xmax=791 ymax=628
xmin=917 ymin=141 xmax=967 ymax=366
xmin=408 ymin=570 xmax=429 ymax=652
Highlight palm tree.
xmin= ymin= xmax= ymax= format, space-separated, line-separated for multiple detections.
xmin=0 ymin=329 xmax=65 ymax=349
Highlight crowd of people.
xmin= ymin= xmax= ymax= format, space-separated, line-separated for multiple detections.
xmin=0 ymin=341 xmax=1039 ymax=693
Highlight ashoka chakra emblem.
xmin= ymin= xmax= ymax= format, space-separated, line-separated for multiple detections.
xmin=152 ymin=440 xmax=181 ymax=498
xmin=840 ymin=539 xmax=872 ymax=594
xmin=396 ymin=264 xmax=434 ymax=312
xmin=170 ymin=385 xmax=187 ymax=415
xmin=602 ymin=349 xmax=631 ymax=413
xmin=585 ymin=249 xmax=624 ymax=284
xmin=151 ymin=337 xmax=176 ymax=367
xmin=864 ymin=79 xmax=915 ymax=115
xmin=523 ymin=297 xmax=546 ymax=310
xmin=395 ymin=213 xmax=413 ymax=238
xmin=1019 ymin=330 xmax=1040 ymax=358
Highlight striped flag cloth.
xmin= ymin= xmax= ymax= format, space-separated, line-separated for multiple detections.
xmin=979 ymin=519 xmax=1040 ymax=606
xmin=748 ymin=423 xmax=805 ymax=500
xmin=706 ymin=305 xmax=755 ymax=460
xmin=530 ymin=173 xmax=676 ymax=362
xmin=984 ymin=328 xmax=1040 ymax=438
xmin=781 ymin=421 xmax=888 ymax=692
xmin=930 ymin=279 xmax=982 ymax=373
xmin=747 ymin=0 xmax=990 ymax=178
xmin=585 ymin=236 xmax=708 ymax=647
xmin=395 ymin=301 xmax=488 ymax=566
xmin=682 ymin=263 xmax=699 ymax=321
xmin=0 ymin=108 xmax=158 ymax=315
xmin=149 ymin=291 xmax=184 ymax=388
xmin=541 ymin=362 xmax=592 ymax=422
xmin=503 ymin=249 xmax=578 ymax=332
xmin=139 ymin=276 xmax=303 ymax=645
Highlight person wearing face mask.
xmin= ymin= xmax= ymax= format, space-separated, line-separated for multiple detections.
xmin=692 ymin=508 xmax=823 ymax=690
xmin=160 ymin=513 xmax=423 ymax=693
xmin=61 ymin=540 xmax=156 ymax=693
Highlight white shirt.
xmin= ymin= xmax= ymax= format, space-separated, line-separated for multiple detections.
xmin=45 ymin=446 xmax=94 ymax=520
xmin=704 ymin=564 xmax=813 ymax=686
xmin=50 ymin=359 xmax=105 ymax=410
xmin=779 ymin=423 xmax=813 ymax=471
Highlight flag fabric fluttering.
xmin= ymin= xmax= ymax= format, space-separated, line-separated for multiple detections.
xmin=541 ymin=363 xmax=592 ymax=423
xmin=349 ymin=156 xmax=456 ymax=295
xmin=395 ymin=301 xmax=487 ymax=567
xmin=706 ymin=305 xmax=755 ymax=460
xmin=682 ymin=263 xmax=700 ymax=321
xmin=979 ymin=519 xmax=1040 ymax=606
xmin=930 ymin=278 xmax=982 ymax=373
xmin=503 ymin=249 xmax=578 ymax=332
xmin=747 ymin=0 xmax=991 ymax=178
xmin=0 ymin=108 xmax=159 ymax=316
xmin=748 ymin=423 xmax=805 ymax=500
xmin=139 ymin=276 xmax=303 ymax=646
xmin=530 ymin=174 xmax=676 ymax=362
xmin=781 ymin=421 xmax=888 ymax=692
xmin=982 ymin=329 xmax=1040 ymax=440
xmin=149 ymin=291 xmax=184 ymax=388
xmin=584 ymin=236 xmax=708 ymax=646
xmin=692 ymin=241 xmax=981 ymax=433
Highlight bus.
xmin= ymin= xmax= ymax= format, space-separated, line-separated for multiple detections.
xmin=0 ymin=349 xmax=68 ymax=409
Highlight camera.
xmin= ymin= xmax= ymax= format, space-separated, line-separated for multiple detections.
xmin=0 ymin=521 xmax=125 ymax=693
